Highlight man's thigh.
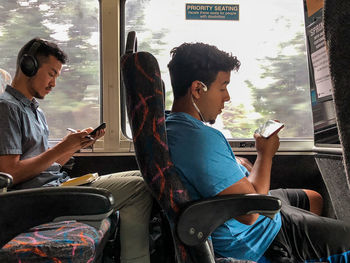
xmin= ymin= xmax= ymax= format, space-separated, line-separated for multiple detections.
xmin=89 ymin=170 xmax=149 ymax=209
xmin=279 ymin=205 xmax=350 ymax=261
xmin=269 ymin=188 xmax=310 ymax=211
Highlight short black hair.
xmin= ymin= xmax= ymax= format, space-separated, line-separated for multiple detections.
xmin=16 ymin=37 xmax=68 ymax=72
xmin=167 ymin=42 xmax=240 ymax=99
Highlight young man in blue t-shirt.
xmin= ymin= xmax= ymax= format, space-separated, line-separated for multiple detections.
xmin=165 ymin=42 xmax=350 ymax=262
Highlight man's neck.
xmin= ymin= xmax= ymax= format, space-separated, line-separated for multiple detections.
xmin=11 ymin=76 xmax=33 ymax=100
xmin=171 ymin=96 xmax=201 ymax=121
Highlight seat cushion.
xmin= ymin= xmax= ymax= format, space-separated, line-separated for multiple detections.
xmin=0 ymin=219 xmax=110 ymax=263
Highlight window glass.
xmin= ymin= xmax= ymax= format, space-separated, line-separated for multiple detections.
xmin=125 ymin=0 xmax=313 ymax=139
xmin=0 ymin=0 xmax=100 ymax=140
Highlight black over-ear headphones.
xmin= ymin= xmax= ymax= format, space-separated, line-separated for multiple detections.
xmin=19 ymin=41 xmax=42 ymax=77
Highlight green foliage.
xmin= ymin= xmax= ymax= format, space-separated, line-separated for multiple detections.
xmin=222 ymin=103 xmax=261 ymax=138
xmin=0 ymin=0 xmax=100 ymax=139
xmin=125 ymin=0 xmax=168 ymax=55
xmin=165 ymin=90 xmax=173 ymax=110
xmin=248 ymin=31 xmax=313 ymax=138
xmin=221 ymin=27 xmax=313 ymax=139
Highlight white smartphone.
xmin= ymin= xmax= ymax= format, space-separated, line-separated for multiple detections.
xmin=255 ymin=120 xmax=284 ymax=138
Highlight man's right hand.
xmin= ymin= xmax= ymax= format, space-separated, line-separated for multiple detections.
xmin=60 ymin=131 xmax=94 ymax=154
xmin=0 ymin=131 xmax=93 ymax=185
xmin=254 ymin=132 xmax=280 ymax=158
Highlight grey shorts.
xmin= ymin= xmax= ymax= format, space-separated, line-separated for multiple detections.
xmin=269 ymin=188 xmax=310 ymax=211
xmin=264 ymin=188 xmax=350 ymax=262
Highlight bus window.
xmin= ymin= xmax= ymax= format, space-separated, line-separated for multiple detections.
xmin=0 ymin=0 xmax=101 ymax=141
xmin=123 ymin=0 xmax=313 ymax=141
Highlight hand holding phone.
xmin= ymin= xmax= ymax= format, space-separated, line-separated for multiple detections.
xmin=89 ymin=122 xmax=106 ymax=136
xmin=255 ymin=120 xmax=284 ymax=138
xmin=66 ymin=128 xmax=93 ymax=140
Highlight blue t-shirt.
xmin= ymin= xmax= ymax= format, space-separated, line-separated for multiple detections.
xmin=166 ymin=112 xmax=281 ymax=261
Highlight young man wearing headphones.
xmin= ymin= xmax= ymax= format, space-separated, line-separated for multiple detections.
xmin=0 ymin=38 xmax=152 ymax=263
xmin=165 ymin=42 xmax=350 ymax=262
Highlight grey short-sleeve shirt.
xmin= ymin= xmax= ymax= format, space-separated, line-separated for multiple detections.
xmin=0 ymin=85 xmax=69 ymax=189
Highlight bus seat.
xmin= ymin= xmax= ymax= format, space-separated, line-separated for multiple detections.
xmin=0 ymin=68 xmax=12 ymax=94
xmin=0 ymin=70 xmax=118 ymax=262
xmin=0 ymin=172 xmax=12 ymax=193
xmin=0 ymin=172 xmax=115 ymax=262
xmin=309 ymin=0 xmax=350 ymax=222
xmin=324 ymin=0 xmax=350 ymax=189
xmin=121 ymin=31 xmax=281 ymax=263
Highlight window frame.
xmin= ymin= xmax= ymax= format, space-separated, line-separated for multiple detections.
xmin=73 ymin=0 xmax=316 ymax=155
xmin=115 ymin=0 xmax=314 ymax=154
xmin=95 ymin=0 xmax=133 ymax=154
xmin=1 ymin=0 xmax=314 ymax=155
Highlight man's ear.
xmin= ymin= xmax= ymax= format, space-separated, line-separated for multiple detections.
xmin=190 ymin=80 xmax=202 ymax=99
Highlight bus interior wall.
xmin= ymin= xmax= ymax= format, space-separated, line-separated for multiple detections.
xmin=68 ymin=154 xmax=336 ymax=219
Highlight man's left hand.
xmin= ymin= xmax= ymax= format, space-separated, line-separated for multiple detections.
xmin=236 ymin=156 xmax=253 ymax=172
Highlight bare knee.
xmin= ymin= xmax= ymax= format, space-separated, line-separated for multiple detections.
xmin=303 ymin=189 xmax=323 ymax=215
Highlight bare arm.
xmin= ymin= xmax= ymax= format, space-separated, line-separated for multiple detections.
xmin=247 ymin=133 xmax=280 ymax=194
xmin=217 ymin=133 xmax=280 ymax=225
xmin=236 ymin=156 xmax=253 ymax=172
xmin=0 ymin=131 xmax=93 ymax=185
xmin=55 ymin=151 xmax=74 ymax=166
xmin=218 ymin=176 xmax=260 ymax=225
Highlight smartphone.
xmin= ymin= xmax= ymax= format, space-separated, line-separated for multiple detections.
xmin=255 ymin=120 xmax=284 ymax=138
xmin=89 ymin=122 xmax=106 ymax=136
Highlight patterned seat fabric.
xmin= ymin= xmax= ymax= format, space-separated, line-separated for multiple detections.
xmin=122 ymin=51 xmax=192 ymax=262
xmin=121 ymin=48 xmax=255 ymax=263
xmin=0 ymin=219 xmax=110 ymax=263
xmin=0 ymin=71 xmax=113 ymax=262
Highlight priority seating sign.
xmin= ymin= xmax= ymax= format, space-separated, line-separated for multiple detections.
xmin=186 ymin=4 xmax=239 ymax=20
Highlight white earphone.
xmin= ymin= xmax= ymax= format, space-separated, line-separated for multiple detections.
xmin=192 ymin=81 xmax=208 ymax=123
xmin=198 ymin=81 xmax=208 ymax=92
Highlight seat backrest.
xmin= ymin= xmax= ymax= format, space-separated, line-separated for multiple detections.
xmin=324 ymin=0 xmax=350 ymax=187
xmin=121 ymin=32 xmax=195 ymax=263
xmin=0 ymin=69 xmax=12 ymax=94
